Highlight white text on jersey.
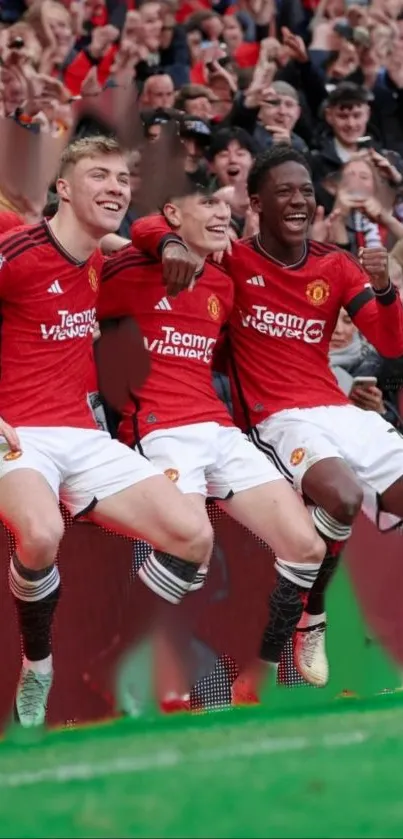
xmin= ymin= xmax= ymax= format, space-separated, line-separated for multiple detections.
xmin=144 ymin=326 xmax=216 ymax=363
xmin=40 ymin=308 xmax=97 ymax=340
xmin=240 ymin=305 xmax=326 ymax=344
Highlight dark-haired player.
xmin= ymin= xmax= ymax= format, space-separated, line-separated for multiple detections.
xmin=97 ymin=185 xmax=326 ymax=706
xmin=130 ymin=144 xmax=403 ymax=698
xmin=0 ymin=136 xmax=214 ymax=728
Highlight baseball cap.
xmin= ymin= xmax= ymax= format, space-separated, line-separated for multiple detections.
xmin=179 ymin=115 xmax=212 ymax=145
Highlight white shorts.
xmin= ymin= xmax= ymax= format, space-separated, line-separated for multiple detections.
xmin=0 ymin=427 xmax=160 ymax=518
xmin=137 ymin=422 xmax=282 ymax=498
xmin=252 ymin=404 xmax=403 ymax=496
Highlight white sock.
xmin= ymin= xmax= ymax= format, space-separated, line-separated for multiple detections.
xmin=298 ymin=611 xmax=326 ymax=629
xmin=23 ymin=654 xmax=53 ymax=675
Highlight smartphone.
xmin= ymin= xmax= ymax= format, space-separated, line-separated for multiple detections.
xmin=351 ymin=376 xmax=377 ymax=389
xmin=356 ymin=136 xmax=372 ymax=148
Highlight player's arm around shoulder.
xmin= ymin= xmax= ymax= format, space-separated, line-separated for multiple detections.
xmin=98 ymin=244 xmax=149 ymax=320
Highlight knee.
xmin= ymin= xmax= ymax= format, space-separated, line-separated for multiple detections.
xmin=330 ymin=485 xmax=363 ymax=525
xmin=184 ymin=515 xmax=214 ymax=565
xmin=298 ymin=531 xmax=326 ymax=566
xmin=18 ymin=517 xmax=64 ymax=569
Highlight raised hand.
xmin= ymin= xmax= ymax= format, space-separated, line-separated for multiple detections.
xmin=281 ymin=27 xmax=308 ymax=63
xmin=358 ymin=245 xmax=390 ymax=290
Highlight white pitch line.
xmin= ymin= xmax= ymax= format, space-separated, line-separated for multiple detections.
xmin=0 ymin=729 xmax=368 ymax=789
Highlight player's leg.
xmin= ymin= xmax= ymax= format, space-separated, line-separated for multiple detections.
xmin=65 ymin=425 xmax=212 ymax=715
xmin=0 ymin=436 xmax=63 ymax=727
xmin=62 ymin=429 xmax=213 ymax=606
xmin=135 ymin=424 xmax=216 ymax=594
xmin=291 ymin=409 xmax=403 ymax=688
xmin=349 ymin=413 xmax=403 ymax=521
xmin=206 ymin=426 xmax=326 ymax=701
xmin=251 ymin=411 xmax=363 ymax=688
xmin=131 ymin=425 xmax=213 ymax=711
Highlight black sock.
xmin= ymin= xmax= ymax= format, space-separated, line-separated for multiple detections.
xmin=9 ymin=553 xmax=61 ymax=662
xmin=138 ymin=550 xmax=199 ymax=604
xmin=307 ymin=507 xmax=352 ymax=618
xmin=259 ymin=573 xmax=304 ymax=663
xmin=305 ymin=548 xmax=342 ymax=616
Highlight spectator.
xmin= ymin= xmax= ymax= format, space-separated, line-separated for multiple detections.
xmin=179 ymin=114 xmax=212 ymax=182
xmin=311 ymin=82 xmax=403 ymax=212
xmin=253 ymin=80 xmax=309 ymax=152
xmin=205 ymin=126 xmax=256 ymax=190
xmin=330 ymin=309 xmax=403 ymax=430
xmin=323 ymin=154 xmax=403 ymax=252
xmin=174 ymin=82 xmax=215 ymax=120
xmin=140 ymin=72 xmax=176 ymax=108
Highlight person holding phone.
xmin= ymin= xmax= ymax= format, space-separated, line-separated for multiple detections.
xmin=311 ymin=82 xmax=403 ymax=215
xmin=330 ymin=309 xmax=385 ymax=412
xmin=323 ymin=156 xmax=403 ymax=253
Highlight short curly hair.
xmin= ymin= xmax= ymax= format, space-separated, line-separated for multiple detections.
xmin=247 ymin=144 xmax=312 ymax=197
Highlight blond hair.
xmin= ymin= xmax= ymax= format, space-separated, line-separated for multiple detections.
xmin=58 ymin=136 xmax=123 ymax=177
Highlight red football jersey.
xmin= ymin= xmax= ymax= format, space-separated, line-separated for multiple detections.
xmin=0 ymin=221 xmax=103 ymax=428
xmin=0 ymin=212 xmax=24 ymax=234
xmin=131 ymin=217 xmax=403 ymax=427
xmin=98 ymin=245 xmax=234 ymax=443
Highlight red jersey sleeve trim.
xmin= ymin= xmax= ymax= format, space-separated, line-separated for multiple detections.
xmin=0 ymin=224 xmax=48 ymax=262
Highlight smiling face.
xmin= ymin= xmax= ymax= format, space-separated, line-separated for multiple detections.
xmin=139 ymin=1 xmax=163 ymax=51
xmin=325 ymin=102 xmax=370 ymax=148
xmin=250 ymin=160 xmax=316 ymax=247
xmin=259 ymin=86 xmax=300 ymax=133
xmin=163 ymin=193 xmax=231 ymax=256
xmin=57 ymin=152 xmax=131 ymax=237
xmin=45 ymin=2 xmax=75 ymax=56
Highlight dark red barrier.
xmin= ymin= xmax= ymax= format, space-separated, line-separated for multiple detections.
xmin=1 ymin=508 xmax=402 ymax=730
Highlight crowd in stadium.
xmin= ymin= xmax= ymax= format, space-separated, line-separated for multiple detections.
xmin=1 ymin=0 xmax=403 ymax=729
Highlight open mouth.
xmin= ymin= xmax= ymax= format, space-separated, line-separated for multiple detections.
xmin=227 ymin=166 xmax=241 ymax=179
xmin=283 ymin=213 xmax=308 ymax=231
xmin=97 ymin=200 xmax=123 ymax=213
xmin=206 ymin=225 xmax=228 ymax=238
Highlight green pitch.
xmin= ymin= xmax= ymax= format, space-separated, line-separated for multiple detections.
xmin=2 ymin=695 xmax=403 ymax=838
xmin=1 ymin=566 xmax=402 ymax=839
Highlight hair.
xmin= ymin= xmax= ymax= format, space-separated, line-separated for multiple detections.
xmin=185 ymin=10 xmax=221 ymax=32
xmin=206 ymin=127 xmax=258 ymax=162
xmin=325 ymin=81 xmax=371 ymax=109
xmin=58 ymin=136 xmax=123 ymax=177
xmin=174 ymin=84 xmax=214 ymax=111
xmin=161 ymin=177 xmax=216 ymax=209
xmin=272 ymin=80 xmax=299 ymax=102
xmin=24 ymin=0 xmax=71 ymax=47
xmin=247 ymin=144 xmax=312 ymax=196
